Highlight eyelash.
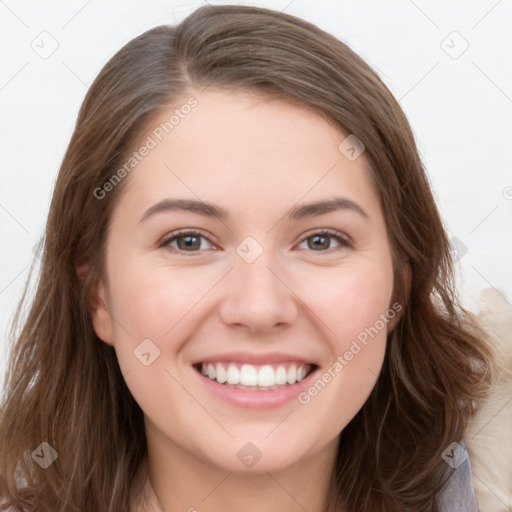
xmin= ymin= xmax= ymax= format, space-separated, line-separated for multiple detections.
xmin=159 ymin=228 xmax=354 ymax=255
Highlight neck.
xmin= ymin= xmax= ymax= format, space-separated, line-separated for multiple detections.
xmin=132 ymin=427 xmax=340 ymax=512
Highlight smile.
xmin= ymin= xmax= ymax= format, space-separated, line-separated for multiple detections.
xmin=197 ymin=362 xmax=313 ymax=389
xmin=192 ymin=358 xmax=319 ymax=408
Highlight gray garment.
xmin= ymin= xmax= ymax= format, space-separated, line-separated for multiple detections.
xmin=437 ymin=440 xmax=479 ymax=511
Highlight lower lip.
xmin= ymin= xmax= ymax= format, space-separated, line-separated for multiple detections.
xmin=193 ymin=366 xmax=318 ymax=409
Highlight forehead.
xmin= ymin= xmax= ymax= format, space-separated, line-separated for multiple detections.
xmin=119 ymin=88 xmax=379 ymax=220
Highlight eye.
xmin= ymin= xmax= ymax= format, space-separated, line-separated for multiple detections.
xmin=159 ymin=228 xmax=353 ymax=255
xmin=296 ymin=229 xmax=353 ymax=253
xmin=160 ymin=230 xmax=216 ymax=254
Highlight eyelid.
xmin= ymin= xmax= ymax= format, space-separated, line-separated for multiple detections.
xmin=158 ymin=228 xmax=218 ymax=250
xmin=296 ymin=228 xmax=354 ymax=252
xmin=159 ymin=227 xmax=354 ymax=253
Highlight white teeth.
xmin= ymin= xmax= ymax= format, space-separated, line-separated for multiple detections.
xmin=226 ymin=365 xmax=240 ymax=385
xmin=275 ymin=366 xmax=288 ymax=385
xmin=258 ymin=365 xmax=275 ymax=386
xmin=216 ymin=363 xmax=227 ymax=384
xmin=240 ymin=364 xmax=258 ymax=386
xmin=287 ymin=365 xmax=296 ymax=385
xmin=199 ymin=362 xmax=312 ymax=388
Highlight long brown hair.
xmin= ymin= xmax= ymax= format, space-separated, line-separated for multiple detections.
xmin=0 ymin=5 xmax=496 ymax=511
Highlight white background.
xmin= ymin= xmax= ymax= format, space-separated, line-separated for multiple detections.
xmin=1 ymin=0 xmax=512 ymax=384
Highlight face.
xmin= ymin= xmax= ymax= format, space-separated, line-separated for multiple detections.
xmin=90 ymin=88 xmax=399 ymax=474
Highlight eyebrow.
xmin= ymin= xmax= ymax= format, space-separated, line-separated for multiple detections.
xmin=138 ymin=196 xmax=369 ymax=223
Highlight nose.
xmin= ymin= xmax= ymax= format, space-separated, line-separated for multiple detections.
xmin=218 ymin=244 xmax=299 ymax=333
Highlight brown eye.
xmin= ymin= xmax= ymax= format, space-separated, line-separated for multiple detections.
xmin=160 ymin=230 xmax=214 ymax=254
xmin=297 ymin=230 xmax=353 ymax=252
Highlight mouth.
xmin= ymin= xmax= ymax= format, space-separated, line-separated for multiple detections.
xmin=192 ymin=361 xmax=318 ymax=391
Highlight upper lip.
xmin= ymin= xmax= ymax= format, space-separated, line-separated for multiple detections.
xmin=191 ymin=352 xmax=317 ymax=366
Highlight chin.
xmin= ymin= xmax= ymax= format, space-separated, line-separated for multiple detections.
xmin=201 ymin=433 xmax=318 ymax=474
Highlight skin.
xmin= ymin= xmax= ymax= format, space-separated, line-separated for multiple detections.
xmin=89 ymin=88 xmax=404 ymax=512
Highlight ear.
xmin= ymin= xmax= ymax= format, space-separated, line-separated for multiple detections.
xmin=387 ymin=260 xmax=411 ymax=333
xmin=77 ymin=263 xmax=115 ymax=346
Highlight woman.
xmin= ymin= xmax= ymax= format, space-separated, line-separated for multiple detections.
xmin=0 ymin=5 xmax=496 ymax=511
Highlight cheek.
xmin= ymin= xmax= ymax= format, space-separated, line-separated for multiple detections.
xmin=298 ymin=262 xmax=394 ymax=349
xmin=105 ymin=263 xmax=207 ymax=421
xmin=327 ymin=270 xmax=392 ymax=397
xmin=109 ymin=256 xmax=204 ymax=334
xmin=106 ymin=257 xmax=219 ymax=375
xmin=292 ymin=263 xmax=392 ymax=423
